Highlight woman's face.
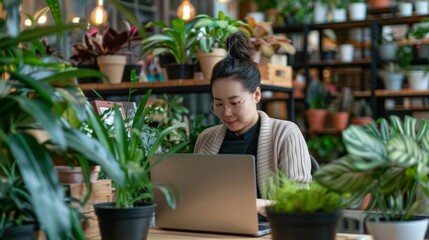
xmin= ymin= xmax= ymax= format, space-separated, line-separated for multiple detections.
xmin=211 ymin=78 xmax=261 ymax=135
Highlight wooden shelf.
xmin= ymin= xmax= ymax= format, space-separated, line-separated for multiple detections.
xmin=385 ymin=106 xmax=429 ymax=112
xmin=375 ymin=89 xmax=429 ymax=98
xmin=306 ymin=128 xmax=343 ymax=135
xmin=308 ymin=58 xmax=372 ymax=68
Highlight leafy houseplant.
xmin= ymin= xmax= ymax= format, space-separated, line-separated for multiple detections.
xmin=379 ymin=62 xmax=404 ymax=91
xmin=0 ymin=1 xmax=125 ymax=239
xmin=328 ymin=87 xmax=354 ymax=130
xmin=305 ymin=80 xmax=331 ymax=130
xmin=71 ymin=27 xmax=134 ymax=84
xmin=192 ymin=11 xmax=252 ymax=79
xmin=350 ymin=99 xmax=373 ymax=125
xmin=314 ymin=116 xmax=429 ymax=240
xmin=263 ymin=173 xmax=347 ymax=240
xmin=88 ymin=89 xmax=188 ymax=240
xmin=307 ymin=135 xmax=346 ymax=163
xmin=142 ymin=18 xmax=199 ymax=80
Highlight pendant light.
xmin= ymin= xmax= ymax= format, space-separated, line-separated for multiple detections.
xmin=177 ymin=0 xmax=196 ymax=22
xmin=90 ymin=0 xmax=108 ymax=26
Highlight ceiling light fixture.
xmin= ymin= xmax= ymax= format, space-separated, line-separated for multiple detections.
xmin=177 ymin=0 xmax=196 ymax=22
xmin=90 ymin=0 xmax=108 ymax=26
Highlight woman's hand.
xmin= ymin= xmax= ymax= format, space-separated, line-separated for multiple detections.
xmin=256 ymin=198 xmax=274 ymax=217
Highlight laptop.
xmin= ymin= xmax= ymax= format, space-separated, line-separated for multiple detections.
xmin=150 ymin=153 xmax=271 ymax=237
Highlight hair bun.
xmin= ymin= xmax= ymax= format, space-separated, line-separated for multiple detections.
xmin=225 ymin=31 xmax=253 ymax=61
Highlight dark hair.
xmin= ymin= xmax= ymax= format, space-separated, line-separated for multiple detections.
xmin=210 ymin=31 xmax=261 ymax=93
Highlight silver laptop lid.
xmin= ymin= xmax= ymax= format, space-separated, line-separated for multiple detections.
xmin=151 ymin=153 xmax=261 ymax=235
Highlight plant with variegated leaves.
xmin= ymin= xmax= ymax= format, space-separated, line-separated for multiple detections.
xmin=314 ymin=115 xmax=429 ymax=221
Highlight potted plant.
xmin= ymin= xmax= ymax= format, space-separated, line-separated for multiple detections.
xmin=250 ymin=21 xmax=296 ymax=63
xmin=192 ymin=11 xmax=252 ymax=80
xmin=142 ymin=18 xmax=199 ymax=80
xmin=378 ymin=62 xmax=404 ymax=91
xmin=314 ymin=0 xmax=329 ymax=24
xmin=71 ymin=26 xmax=132 ymax=84
xmin=305 ymin=79 xmax=331 ymax=131
xmin=278 ymin=0 xmax=313 ymax=26
xmin=314 ymin=115 xmax=429 ymax=240
xmin=262 ymin=173 xmax=348 ymax=240
xmin=348 ymin=0 xmax=367 ymax=21
xmin=396 ymin=18 xmax=429 ymax=90
xmin=87 ymin=89 xmax=189 ymax=240
xmin=321 ymin=29 xmax=338 ymax=61
xmin=329 ymin=0 xmax=348 ymax=22
xmin=398 ymin=0 xmax=414 ymax=16
xmin=0 ymin=1 xmax=125 ymax=239
xmin=328 ymin=87 xmax=354 ymax=130
xmin=378 ymin=32 xmax=398 ymax=61
xmin=350 ymin=99 xmax=373 ymax=125
xmin=307 ymin=135 xmax=346 ymax=163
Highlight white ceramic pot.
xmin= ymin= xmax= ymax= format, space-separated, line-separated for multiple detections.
xmin=97 ymin=55 xmax=127 ymax=84
xmin=366 ymin=218 xmax=429 ymax=240
xmin=415 ymin=1 xmax=429 ymax=15
xmin=408 ymin=70 xmax=429 ymax=90
xmin=340 ymin=44 xmax=354 ymax=62
xmin=314 ymin=1 xmax=328 ymax=23
xmin=349 ymin=2 xmax=367 ymax=21
xmin=378 ymin=42 xmax=397 ymax=61
xmin=398 ymin=2 xmax=413 ymax=16
xmin=379 ymin=71 xmax=404 ymax=91
xmin=332 ymin=8 xmax=347 ymax=22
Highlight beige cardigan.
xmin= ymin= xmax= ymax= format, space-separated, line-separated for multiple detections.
xmin=194 ymin=111 xmax=312 ymax=191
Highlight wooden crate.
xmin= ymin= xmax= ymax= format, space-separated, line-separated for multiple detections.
xmin=64 ymin=180 xmax=112 ymax=240
xmin=259 ymin=63 xmax=292 ymax=87
xmin=64 ymin=179 xmax=112 ymax=213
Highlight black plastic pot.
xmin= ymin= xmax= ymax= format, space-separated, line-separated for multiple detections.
xmin=0 ymin=224 xmax=37 ymax=240
xmin=76 ymin=64 xmax=103 ymax=84
xmin=266 ymin=208 xmax=342 ymax=240
xmin=94 ymin=202 xmax=155 ymax=240
xmin=164 ymin=64 xmax=195 ymax=80
xmin=122 ymin=64 xmax=142 ymax=82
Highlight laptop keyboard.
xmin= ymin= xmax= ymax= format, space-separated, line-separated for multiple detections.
xmin=258 ymin=222 xmax=271 ymax=230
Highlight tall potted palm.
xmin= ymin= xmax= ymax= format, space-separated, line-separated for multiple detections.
xmin=0 ymin=1 xmax=126 ymax=239
xmin=142 ymin=18 xmax=199 ymax=80
xmin=314 ymin=115 xmax=429 ymax=240
xmin=89 ymin=89 xmax=188 ymax=240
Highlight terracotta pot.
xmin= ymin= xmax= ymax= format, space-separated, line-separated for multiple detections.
xmin=331 ymin=112 xmax=350 ymax=131
xmin=351 ymin=117 xmax=373 ymax=126
xmin=197 ymin=48 xmax=227 ymax=80
xmin=306 ymin=109 xmax=328 ymax=131
xmin=97 ymin=55 xmax=127 ymax=84
xmin=368 ymin=0 xmax=391 ymax=9
xmin=56 ymin=165 xmax=101 ymax=184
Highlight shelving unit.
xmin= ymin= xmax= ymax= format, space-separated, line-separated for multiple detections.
xmin=273 ymin=14 xmax=429 ymax=121
xmin=78 ymin=80 xmax=296 ymax=121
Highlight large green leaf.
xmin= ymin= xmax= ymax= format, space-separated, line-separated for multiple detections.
xmin=63 ymin=127 xmax=125 ymax=188
xmin=387 ymin=134 xmax=423 ymax=167
xmin=342 ymin=125 xmax=386 ymax=163
xmin=13 ymin=96 xmax=66 ymax=149
xmin=0 ymin=24 xmax=83 ymax=49
xmin=44 ymin=0 xmax=62 ymax=27
xmin=313 ymin=155 xmax=375 ymax=193
xmin=9 ymin=133 xmax=71 ymax=239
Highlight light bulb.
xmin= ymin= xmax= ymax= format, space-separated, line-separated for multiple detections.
xmin=38 ymin=15 xmax=47 ymax=24
xmin=177 ymin=0 xmax=196 ymax=22
xmin=90 ymin=5 xmax=108 ymax=26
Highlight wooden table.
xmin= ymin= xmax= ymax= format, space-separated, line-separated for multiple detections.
xmin=148 ymin=229 xmax=373 ymax=240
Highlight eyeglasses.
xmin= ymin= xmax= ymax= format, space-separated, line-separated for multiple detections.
xmin=210 ymin=94 xmax=249 ymax=115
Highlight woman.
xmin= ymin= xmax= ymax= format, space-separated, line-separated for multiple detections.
xmin=194 ymin=31 xmax=311 ymax=197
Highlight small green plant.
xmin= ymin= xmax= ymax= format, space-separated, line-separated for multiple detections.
xmin=351 ymin=99 xmax=373 ymax=117
xmin=306 ymin=80 xmax=331 ymax=109
xmin=329 ymin=0 xmax=349 ymax=9
xmin=263 ymin=173 xmax=348 ymax=213
xmin=307 ymin=135 xmax=345 ymax=163
xmin=328 ymin=87 xmax=354 ymax=113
